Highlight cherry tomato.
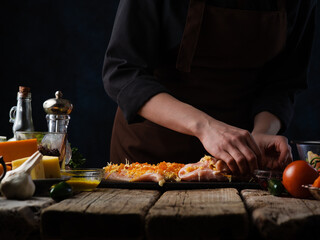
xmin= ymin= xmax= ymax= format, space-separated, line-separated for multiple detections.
xmin=313 ymin=176 xmax=320 ymax=188
xmin=282 ymin=160 xmax=318 ymax=198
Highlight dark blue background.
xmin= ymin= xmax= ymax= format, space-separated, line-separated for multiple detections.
xmin=1 ymin=0 xmax=319 ymax=167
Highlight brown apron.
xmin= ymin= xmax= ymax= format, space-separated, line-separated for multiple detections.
xmin=110 ymin=0 xmax=287 ymax=164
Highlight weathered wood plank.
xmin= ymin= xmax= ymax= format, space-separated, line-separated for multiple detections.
xmin=0 ymin=197 xmax=54 ymax=240
xmin=41 ymin=188 xmax=160 ymax=240
xmin=241 ymin=189 xmax=320 ymax=240
xmin=146 ymin=188 xmax=248 ymax=240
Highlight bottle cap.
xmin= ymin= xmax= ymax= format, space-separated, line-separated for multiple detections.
xmin=43 ymin=91 xmax=73 ymax=115
xmin=18 ymin=86 xmax=31 ymax=98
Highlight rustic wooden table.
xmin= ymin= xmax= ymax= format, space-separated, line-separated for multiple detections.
xmin=1 ymin=188 xmax=320 ymax=240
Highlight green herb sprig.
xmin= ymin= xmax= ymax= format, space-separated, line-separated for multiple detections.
xmin=68 ymin=147 xmax=86 ymax=169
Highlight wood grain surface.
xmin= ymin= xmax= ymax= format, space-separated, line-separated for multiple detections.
xmin=241 ymin=189 xmax=320 ymax=240
xmin=0 ymin=197 xmax=54 ymax=240
xmin=41 ymin=188 xmax=160 ymax=240
xmin=145 ymin=188 xmax=248 ymax=240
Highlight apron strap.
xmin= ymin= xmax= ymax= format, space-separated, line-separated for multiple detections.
xmin=176 ymin=0 xmax=206 ymax=72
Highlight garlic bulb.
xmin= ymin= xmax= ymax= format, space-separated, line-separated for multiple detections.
xmin=0 ymin=151 xmax=43 ymax=200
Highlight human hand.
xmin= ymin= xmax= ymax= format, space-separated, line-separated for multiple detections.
xmin=198 ymin=119 xmax=261 ymax=175
xmin=252 ymin=133 xmax=292 ymax=170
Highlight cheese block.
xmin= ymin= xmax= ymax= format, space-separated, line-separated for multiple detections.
xmin=12 ymin=156 xmax=45 ymax=179
xmin=42 ymin=156 xmax=61 ymax=178
xmin=12 ymin=155 xmax=61 ymax=179
xmin=0 ymin=139 xmax=38 ymax=162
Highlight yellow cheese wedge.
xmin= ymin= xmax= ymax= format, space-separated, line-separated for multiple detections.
xmin=42 ymin=156 xmax=61 ymax=178
xmin=12 ymin=156 xmax=45 ymax=179
xmin=0 ymin=139 xmax=38 ymax=162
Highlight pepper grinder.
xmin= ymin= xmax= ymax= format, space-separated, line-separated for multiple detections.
xmin=43 ymin=91 xmax=73 ymax=167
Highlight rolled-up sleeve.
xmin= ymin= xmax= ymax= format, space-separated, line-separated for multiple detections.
xmin=252 ymin=0 xmax=317 ymax=132
xmin=102 ymin=0 xmax=168 ymax=123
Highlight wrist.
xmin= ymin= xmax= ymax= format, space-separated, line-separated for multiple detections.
xmin=189 ymin=114 xmax=211 ymax=140
xmin=191 ymin=114 xmax=220 ymax=142
xmin=251 ymin=132 xmax=265 ymax=138
xmin=251 ymin=130 xmax=266 ymax=136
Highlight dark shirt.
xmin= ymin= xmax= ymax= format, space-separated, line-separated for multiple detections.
xmin=103 ymin=0 xmax=316 ymax=131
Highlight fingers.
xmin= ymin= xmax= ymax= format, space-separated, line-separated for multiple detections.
xmin=276 ymin=138 xmax=293 ymax=169
xmin=227 ymin=131 xmax=259 ymax=175
xmin=218 ymin=152 xmax=240 ymax=175
xmin=212 ymin=133 xmax=293 ymax=173
xmin=226 ymin=147 xmax=249 ymax=175
xmin=245 ymin=133 xmax=262 ymax=158
xmin=214 ymin=134 xmax=259 ymax=175
xmin=216 ymin=160 xmax=232 ymax=174
xmin=219 ymin=147 xmax=257 ymax=175
xmin=238 ymin=144 xmax=259 ymax=173
xmin=259 ymin=135 xmax=293 ymax=170
xmin=200 ymin=122 xmax=261 ymax=175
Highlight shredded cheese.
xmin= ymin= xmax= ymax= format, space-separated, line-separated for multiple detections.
xmin=104 ymin=161 xmax=185 ymax=183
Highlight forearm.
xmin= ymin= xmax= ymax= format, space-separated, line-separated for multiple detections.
xmin=138 ymin=93 xmax=213 ymax=139
xmin=139 ymin=92 xmax=262 ymax=174
xmin=252 ymin=111 xmax=281 ymax=135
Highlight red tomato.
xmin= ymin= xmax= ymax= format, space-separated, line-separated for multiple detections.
xmin=282 ymin=160 xmax=318 ymax=198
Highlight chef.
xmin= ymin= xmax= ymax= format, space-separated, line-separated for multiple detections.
xmin=102 ymin=0 xmax=316 ymax=175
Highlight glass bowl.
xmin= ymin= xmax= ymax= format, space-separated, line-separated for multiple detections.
xmin=292 ymin=141 xmax=320 ymax=160
xmin=16 ymin=131 xmax=66 ymax=147
xmin=60 ymin=168 xmax=105 ymax=191
xmin=302 ymin=185 xmax=320 ymax=200
xmin=253 ymin=169 xmax=283 ymax=190
xmin=16 ymin=131 xmax=49 ymax=144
